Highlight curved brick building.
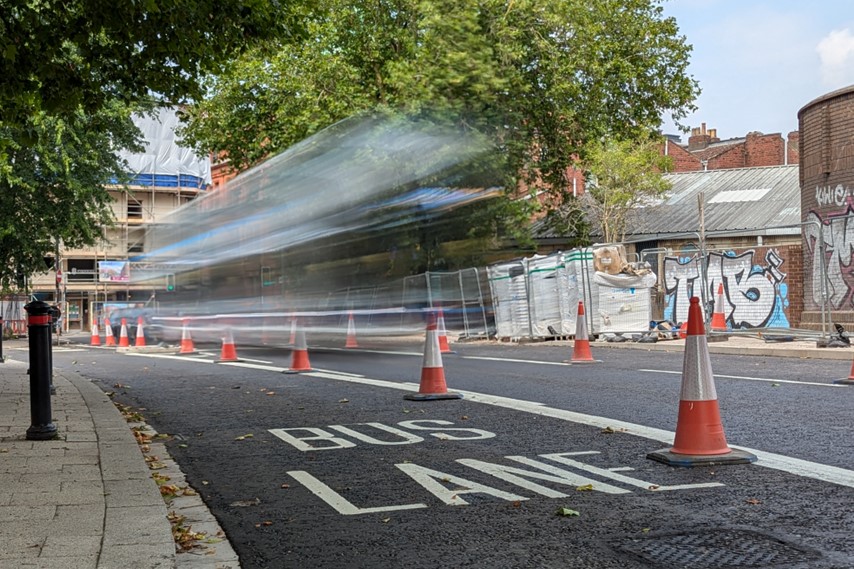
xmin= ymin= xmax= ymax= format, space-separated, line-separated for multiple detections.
xmin=799 ymin=85 xmax=854 ymax=327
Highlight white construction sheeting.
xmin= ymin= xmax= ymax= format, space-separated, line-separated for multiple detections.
xmin=488 ymin=261 xmax=530 ymax=339
xmin=593 ymin=272 xmax=656 ymax=334
xmin=119 ymin=107 xmax=212 ymax=188
xmin=488 ymin=248 xmax=598 ymax=339
xmin=527 ymin=254 xmax=563 ymax=337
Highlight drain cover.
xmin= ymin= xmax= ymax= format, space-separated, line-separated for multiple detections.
xmin=612 ymin=528 xmax=821 ymax=568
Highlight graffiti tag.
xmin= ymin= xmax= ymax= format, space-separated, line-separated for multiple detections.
xmin=663 ymin=250 xmax=788 ymax=329
xmin=805 ymin=211 xmax=854 ymax=309
xmin=815 ymin=184 xmax=852 ymax=208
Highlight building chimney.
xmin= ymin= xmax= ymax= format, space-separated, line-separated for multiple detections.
xmin=688 ymin=123 xmax=714 ymax=151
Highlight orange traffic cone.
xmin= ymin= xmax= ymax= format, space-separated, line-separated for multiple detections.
xmin=134 ymin=316 xmax=146 ymax=347
xmin=648 ymin=297 xmax=756 ymax=467
xmin=104 ymin=318 xmax=116 ymax=347
xmin=216 ymin=328 xmax=240 ymax=362
xmin=404 ymin=313 xmax=462 ymax=401
xmin=179 ymin=319 xmax=196 ymax=354
xmin=118 ymin=318 xmax=130 ymax=348
xmin=711 ymin=283 xmax=728 ymax=331
xmin=90 ymin=318 xmax=101 ymax=346
xmin=569 ymin=301 xmax=600 ymax=363
xmin=437 ymin=308 xmax=454 ymax=354
xmin=345 ymin=312 xmax=359 ymax=348
xmin=285 ymin=320 xmax=312 ymax=373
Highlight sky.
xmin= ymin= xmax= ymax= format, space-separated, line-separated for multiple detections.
xmin=659 ymin=0 xmax=854 ymax=142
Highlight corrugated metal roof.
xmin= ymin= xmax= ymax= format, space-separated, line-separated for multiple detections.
xmin=530 ymin=164 xmax=801 ymax=242
xmin=626 ymin=165 xmax=800 ymax=241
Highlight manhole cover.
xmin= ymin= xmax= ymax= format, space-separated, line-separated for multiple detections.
xmin=612 ymin=528 xmax=821 ymax=568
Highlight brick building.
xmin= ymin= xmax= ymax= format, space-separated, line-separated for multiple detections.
xmin=798 ymin=84 xmax=854 ymax=331
xmin=663 ymin=123 xmax=799 ymax=172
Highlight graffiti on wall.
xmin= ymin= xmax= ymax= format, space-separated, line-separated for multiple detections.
xmin=663 ymin=250 xmax=789 ymax=329
xmin=804 ymin=210 xmax=854 ymax=310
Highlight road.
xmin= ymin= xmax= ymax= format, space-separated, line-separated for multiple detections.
xmin=43 ymin=336 xmax=854 ymax=568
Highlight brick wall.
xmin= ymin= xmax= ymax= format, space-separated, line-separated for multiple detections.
xmin=663 ymin=140 xmax=702 ymax=171
xmin=663 ymin=129 xmax=800 ymax=173
xmin=744 ymin=132 xmax=785 ymax=167
xmin=707 ymin=145 xmax=746 ymax=169
xmin=799 ymin=87 xmax=854 ymax=318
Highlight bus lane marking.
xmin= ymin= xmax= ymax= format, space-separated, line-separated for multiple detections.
xmin=296 ymin=371 xmax=854 ymax=490
xmin=120 ymin=353 xmax=854 ymax=491
xmin=274 ymin=420 xmax=724 ymax=514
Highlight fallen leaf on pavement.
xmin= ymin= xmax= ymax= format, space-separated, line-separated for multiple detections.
xmin=576 ymin=484 xmax=594 ymax=491
xmin=555 ymin=507 xmax=580 ymax=517
xmin=230 ymin=498 xmax=261 ymax=507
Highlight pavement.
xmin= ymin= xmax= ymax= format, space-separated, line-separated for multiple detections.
xmin=0 ymin=337 xmax=239 ymax=569
xmin=0 ymin=330 xmax=851 ymax=569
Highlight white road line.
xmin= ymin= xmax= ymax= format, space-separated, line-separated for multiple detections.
xmin=117 ymin=351 xmax=854 ymax=489
xmin=639 ymin=368 xmax=845 ymax=388
xmin=320 ymin=347 xmax=572 ymax=367
xmin=322 ymin=347 xmax=423 ymax=357
xmin=218 ymin=362 xmax=287 ymax=373
xmin=460 ymin=355 xmax=570 ymax=366
xmin=229 ymin=356 xmax=273 ymax=364
xmin=125 ymin=353 xmax=215 ymax=364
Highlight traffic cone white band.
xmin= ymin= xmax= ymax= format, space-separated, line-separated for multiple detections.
xmin=423 ymin=329 xmax=442 ymax=369
xmin=345 ymin=313 xmax=358 ymax=348
xmin=575 ymin=308 xmax=588 ymax=340
xmin=680 ymin=335 xmax=717 ymax=401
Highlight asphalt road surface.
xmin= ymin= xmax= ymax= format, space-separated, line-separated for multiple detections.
xmin=43 ymin=337 xmax=854 ymax=568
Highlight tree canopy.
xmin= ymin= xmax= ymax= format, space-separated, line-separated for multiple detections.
xmin=0 ymin=1 xmax=305 ymax=126
xmin=1 ymin=1 xmax=303 ymax=286
xmin=179 ymin=0 xmax=698 ymax=215
xmin=0 ymin=102 xmax=143 ymax=288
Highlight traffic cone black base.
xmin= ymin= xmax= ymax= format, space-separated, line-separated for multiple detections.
xmin=833 ymin=378 xmax=854 ymax=385
xmin=647 ymin=447 xmax=757 ymax=467
xmin=404 ymin=392 xmax=463 ymax=401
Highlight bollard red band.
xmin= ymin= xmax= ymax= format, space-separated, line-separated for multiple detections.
xmin=28 ymin=315 xmax=51 ymax=325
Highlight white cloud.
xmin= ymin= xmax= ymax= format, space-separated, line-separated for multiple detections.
xmin=817 ymin=28 xmax=854 ymax=87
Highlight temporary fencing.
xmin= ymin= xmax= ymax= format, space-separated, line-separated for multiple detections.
xmin=486 ymin=246 xmax=654 ymax=341
xmin=639 ymin=220 xmax=832 ymax=341
xmin=484 ymin=220 xmax=837 ymax=342
xmin=1 ymin=297 xmax=26 ymax=337
xmin=320 ymin=267 xmax=493 ymax=340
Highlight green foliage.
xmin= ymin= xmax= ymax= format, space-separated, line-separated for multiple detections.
xmin=0 ymin=102 xmax=144 ymax=289
xmin=0 ymin=1 xmax=305 ymax=126
xmin=581 ymin=136 xmax=673 ymax=243
xmin=179 ymin=0 xmax=698 ymax=245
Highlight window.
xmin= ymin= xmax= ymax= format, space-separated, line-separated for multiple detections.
xmin=128 ymin=198 xmax=143 ymax=219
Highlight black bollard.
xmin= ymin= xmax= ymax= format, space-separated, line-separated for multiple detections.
xmin=24 ymin=301 xmax=57 ymax=440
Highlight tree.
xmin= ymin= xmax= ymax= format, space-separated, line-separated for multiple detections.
xmin=178 ymin=0 xmax=699 ymax=224
xmin=0 ymin=1 xmax=302 ymax=287
xmin=0 ymin=102 xmax=144 ymax=288
xmin=0 ymin=1 xmax=305 ymax=127
xmin=581 ymin=136 xmax=673 ymax=243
